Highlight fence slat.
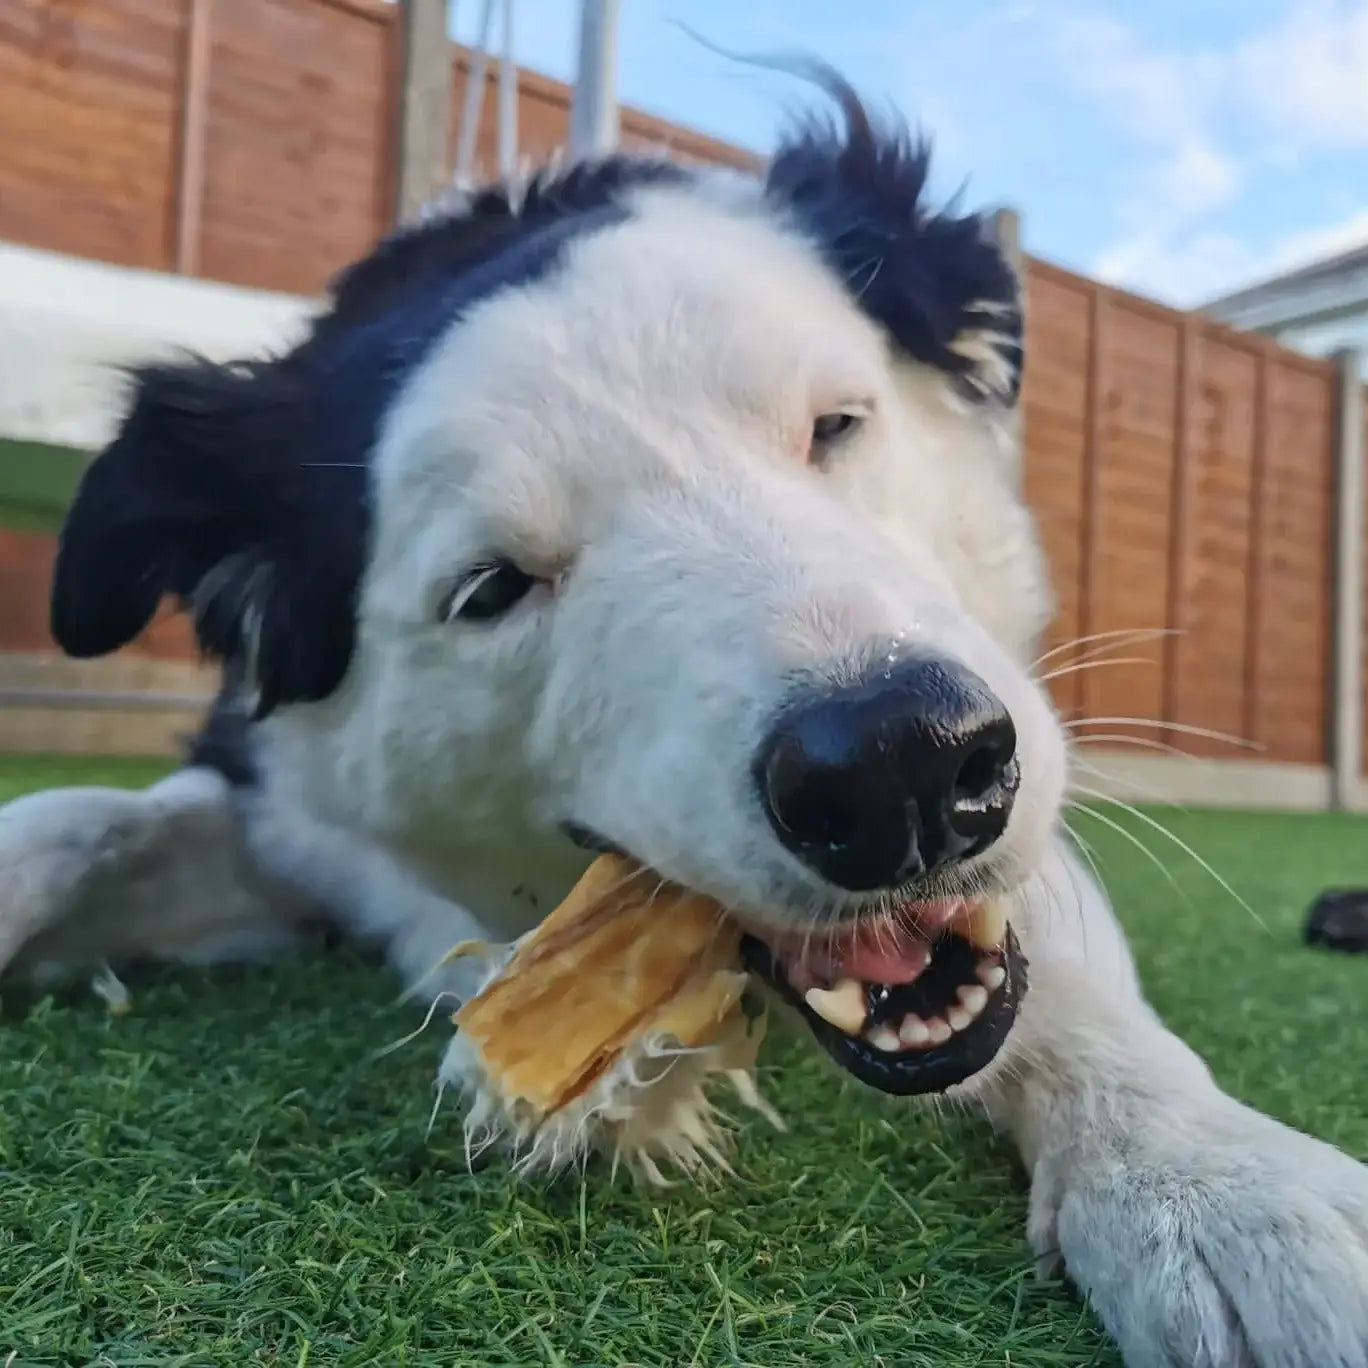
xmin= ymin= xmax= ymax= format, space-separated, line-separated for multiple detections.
xmin=1162 ymin=316 xmax=1196 ymax=741
xmin=1242 ymin=347 xmax=1271 ymax=747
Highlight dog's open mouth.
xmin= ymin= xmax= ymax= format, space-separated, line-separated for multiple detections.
xmin=560 ymin=823 xmax=1026 ymax=1097
xmin=738 ymin=899 xmax=1027 ymax=1096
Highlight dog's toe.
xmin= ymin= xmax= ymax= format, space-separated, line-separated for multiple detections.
xmin=1037 ymin=1101 xmax=1368 ymax=1368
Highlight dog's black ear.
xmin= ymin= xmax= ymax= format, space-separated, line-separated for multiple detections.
xmin=50 ymin=357 xmax=368 ymax=717
xmin=765 ymin=66 xmax=1022 ymax=406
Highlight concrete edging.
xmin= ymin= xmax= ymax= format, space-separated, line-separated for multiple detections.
xmin=1079 ymin=750 xmax=1335 ymax=813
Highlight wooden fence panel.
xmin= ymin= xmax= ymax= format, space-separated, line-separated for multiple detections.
xmin=1021 ymin=263 xmax=1090 ymax=719
xmin=199 ymin=0 xmax=395 ymax=295
xmin=0 ymin=2 xmax=1348 ymax=774
xmin=0 ymin=528 xmax=195 ymax=660
xmin=0 ymin=1 xmax=755 ymax=298
xmin=1251 ymin=357 xmax=1331 ymax=766
xmin=1168 ymin=331 xmax=1258 ymax=757
xmin=1076 ymin=294 xmax=1178 ymax=739
xmin=1019 ymin=267 xmax=1336 ymax=769
xmin=0 ymin=0 xmax=186 ymax=270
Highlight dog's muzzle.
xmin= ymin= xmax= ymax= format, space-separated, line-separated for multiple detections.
xmin=743 ymin=655 xmax=1027 ymax=1094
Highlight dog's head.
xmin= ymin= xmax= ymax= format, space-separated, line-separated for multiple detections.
xmin=52 ymin=70 xmax=1065 ymax=1096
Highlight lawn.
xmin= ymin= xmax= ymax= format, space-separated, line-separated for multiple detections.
xmin=2 ymin=755 xmax=1367 ymax=1367
xmin=0 ymin=439 xmax=88 ymax=533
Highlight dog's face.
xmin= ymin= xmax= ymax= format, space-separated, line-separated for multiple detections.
xmin=52 ymin=76 xmax=1065 ymax=1097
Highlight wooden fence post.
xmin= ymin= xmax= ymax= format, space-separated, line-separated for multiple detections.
xmin=991 ymin=205 xmax=1024 ymax=489
xmin=172 ymin=0 xmax=213 ymax=274
xmin=394 ymin=0 xmax=454 ymax=225
xmin=1331 ymin=346 xmax=1365 ymax=810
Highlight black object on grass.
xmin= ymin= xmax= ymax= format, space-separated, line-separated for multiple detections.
xmin=1305 ymin=890 xmax=1368 ymax=954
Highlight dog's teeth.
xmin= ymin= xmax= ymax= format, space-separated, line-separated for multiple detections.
xmin=899 ymin=1015 xmax=931 ymax=1048
xmin=926 ymin=1017 xmax=953 ymax=1047
xmin=976 ymin=961 xmax=1007 ymax=991
xmin=804 ymin=978 xmax=867 ymax=1035
xmin=959 ymin=984 xmax=989 ymax=1018
xmin=946 ymin=1005 xmax=973 ymax=1033
xmin=962 ymin=899 xmax=1008 ymax=950
xmin=866 ymin=1025 xmax=902 ymax=1053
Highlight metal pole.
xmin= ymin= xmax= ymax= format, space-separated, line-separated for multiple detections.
xmin=454 ymin=0 xmax=496 ymax=186
xmin=568 ymin=0 xmax=620 ymax=158
xmin=1331 ymin=346 xmax=1365 ymax=810
xmin=497 ymin=0 xmax=518 ymax=180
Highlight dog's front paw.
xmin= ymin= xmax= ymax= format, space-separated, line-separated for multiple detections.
xmin=1032 ymin=1098 xmax=1368 ymax=1368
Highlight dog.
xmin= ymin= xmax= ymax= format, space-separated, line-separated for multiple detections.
xmin=2 ymin=67 xmax=1367 ymax=1368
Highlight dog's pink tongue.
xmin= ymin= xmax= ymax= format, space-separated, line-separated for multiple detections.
xmin=776 ymin=901 xmax=964 ymax=989
xmin=830 ymin=920 xmax=932 ymax=984
xmin=783 ymin=914 xmax=945 ymax=987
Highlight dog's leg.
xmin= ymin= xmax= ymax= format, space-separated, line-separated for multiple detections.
xmin=233 ymin=797 xmax=512 ymax=1009
xmin=0 ymin=767 xmax=320 ymax=994
xmin=963 ymin=836 xmax=1368 ymax=1368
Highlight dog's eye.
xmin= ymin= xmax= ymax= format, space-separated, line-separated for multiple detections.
xmin=441 ymin=560 xmax=539 ymax=623
xmin=810 ymin=411 xmax=862 ymax=454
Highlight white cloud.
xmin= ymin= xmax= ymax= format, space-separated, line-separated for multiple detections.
xmin=1038 ymin=0 xmax=1368 ymax=302
xmin=1264 ymin=208 xmax=1368 ymax=273
xmin=1037 ymin=13 xmax=1244 ymax=301
xmin=1094 ymin=207 xmax=1368 ymax=308
xmin=1093 ymin=230 xmax=1260 ymax=306
xmin=1232 ymin=0 xmax=1368 ymax=149
xmin=1047 ymin=14 xmax=1213 ymax=151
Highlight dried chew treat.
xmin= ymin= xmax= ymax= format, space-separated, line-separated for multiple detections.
xmin=435 ymin=854 xmax=781 ymax=1183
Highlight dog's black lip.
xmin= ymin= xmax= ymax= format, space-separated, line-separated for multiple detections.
xmin=741 ymin=927 xmax=1028 ymax=1096
xmin=558 ymin=820 xmax=1026 ymax=1092
xmin=560 ymin=821 xmax=628 ymax=856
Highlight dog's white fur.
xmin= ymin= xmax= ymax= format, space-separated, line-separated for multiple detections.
xmin=3 ymin=161 xmax=1368 ymax=1368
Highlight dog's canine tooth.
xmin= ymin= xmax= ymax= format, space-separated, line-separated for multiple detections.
xmin=961 ymin=899 xmax=1009 ymax=950
xmin=804 ymin=978 xmax=867 ymax=1035
xmin=968 ymin=897 xmax=1012 ymax=952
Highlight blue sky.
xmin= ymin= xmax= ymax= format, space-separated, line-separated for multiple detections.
xmin=451 ymin=0 xmax=1368 ymax=307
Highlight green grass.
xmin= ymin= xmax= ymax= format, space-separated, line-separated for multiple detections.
xmin=2 ymin=754 xmax=1367 ymax=1367
xmin=0 ymin=439 xmax=88 ymax=532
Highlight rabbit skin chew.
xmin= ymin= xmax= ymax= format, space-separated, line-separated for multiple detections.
xmin=436 ymin=854 xmax=781 ymax=1182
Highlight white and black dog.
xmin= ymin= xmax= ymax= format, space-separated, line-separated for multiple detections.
xmin=2 ymin=70 xmax=1367 ymax=1368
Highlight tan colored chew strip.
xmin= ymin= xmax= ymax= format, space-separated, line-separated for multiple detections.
xmin=539 ymin=966 xmax=748 ymax=1112
xmin=453 ymin=861 xmax=741 ymax=1116
xmin=457 ymin=916 xmax=739 ymax=1112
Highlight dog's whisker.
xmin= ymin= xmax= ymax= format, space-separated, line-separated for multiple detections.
xmin=1038 ymin=656 xmax=1156 ymax=684
xmin=1032 ymin=626 xmax=1181 ymax=669
xmin=1068 ymin=732 xmax=1202 ymax=760
xmin=1064 ymin=716 xmax=1263 ymax=752
xmin=1066 ymin=800 xmax=1189 ymax=909
xmin=1069 ymin=754 xmax=1186 ymax=813
xmin=1069 ymin=787 xmax=1265 ymax=932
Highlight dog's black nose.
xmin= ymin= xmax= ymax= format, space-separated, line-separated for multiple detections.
xmin=754 ymin=657 xmax=1019 ymax=891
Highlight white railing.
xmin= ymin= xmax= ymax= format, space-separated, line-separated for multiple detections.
xmin=452 ymin=0 xmax=620 ymax=188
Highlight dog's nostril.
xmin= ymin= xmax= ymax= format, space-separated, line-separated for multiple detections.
xmin=952 ymin=730 xmax=1017 ymax=811
xmin=953 ymin=744 xmax=1001 ymax=806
